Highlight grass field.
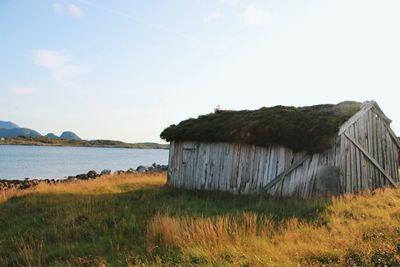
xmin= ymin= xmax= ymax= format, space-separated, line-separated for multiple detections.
xmin=1 ymin=172 xmax=399 ymax=266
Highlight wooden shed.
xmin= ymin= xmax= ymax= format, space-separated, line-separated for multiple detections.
xmin=161 ymin=101 xmax=399 ymax=198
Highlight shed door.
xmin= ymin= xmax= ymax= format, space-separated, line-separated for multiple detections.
xmin=182 ymin=144 xmax=196 ymax=187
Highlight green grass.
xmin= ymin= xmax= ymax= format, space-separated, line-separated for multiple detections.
xmin=0 ymin=173 xmax=399 ymax=266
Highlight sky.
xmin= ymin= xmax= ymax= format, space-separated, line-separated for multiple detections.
xmin=1 ymin=0 xmax=400 ymax=143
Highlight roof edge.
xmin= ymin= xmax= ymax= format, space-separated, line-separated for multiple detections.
xmin=339 ymin=101 xmax=399 ymax=148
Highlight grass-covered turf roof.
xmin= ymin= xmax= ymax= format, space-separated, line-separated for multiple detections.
xmin=161 ymin=101 xmax=362 ymax=153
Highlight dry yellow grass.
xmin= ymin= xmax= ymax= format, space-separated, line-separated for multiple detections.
xmin=33 ymin=172 xmax=167 ymax=195
xmin=147 ymin=188 xmax=400 ymax=266
xmin=0 ymin=172 xmax=166 ymax=203
xmin=0 ymin=188 xmax=26 ymax=203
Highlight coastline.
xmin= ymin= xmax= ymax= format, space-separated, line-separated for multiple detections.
xmin=0 ymin=164 xmax=167 ymax=190
xmin=0 ymin=137 xmax=169 ymax=150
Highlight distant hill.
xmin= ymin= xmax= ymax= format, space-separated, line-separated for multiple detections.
xmin=0 ymin=120 xmax=81 ymax=140
xmin=0 ymin=128 xmax=41 ymax=138
xmin=0 ymin=120 xmax=41 ymax=138
xmin=0 ymin=120 xmax=19 ymax=129
xmin=60 ymin=131 xmax=81 ymax=140
xmin=45 ymin=133 xmax=59 ymax=139
xmin=0 ymin=136 xmax=169 ymax=149
xmin=0 ymin=120 xmax=166 ymax=149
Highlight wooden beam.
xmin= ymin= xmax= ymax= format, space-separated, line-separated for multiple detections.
xmin=368 ymin=107 xmax=400 ymax=148
xmin=262 ymin=154 xmax=310 ymax=192
xmin=381 ymin=120 xmax=400 ymax=149
xmin=371 ymin=104 xmax=392 ymax=124
xmin=339 ymin=102 xmax=372 ymax=135
xmin=339 ymin=101 xmax=394 ymax=136
xmin=344 ymin=132 xmax=397 ymax=187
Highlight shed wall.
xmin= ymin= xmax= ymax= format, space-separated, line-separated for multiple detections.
xmin=339 ymin=108 xmax=400 ymax=193
xmin=167 ymin=140 xmax=341 ymax=198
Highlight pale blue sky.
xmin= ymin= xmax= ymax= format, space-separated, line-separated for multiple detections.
xmin=1 ymin=0 xmax=400 ymax=142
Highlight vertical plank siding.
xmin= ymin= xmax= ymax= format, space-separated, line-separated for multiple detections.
xmin=167 ymin=103 xmax=399 ymax=198
xmin=168 ymin=140 xmax=341 ymax=198
xmin=340 ymin=109 xmax=399 ymax=192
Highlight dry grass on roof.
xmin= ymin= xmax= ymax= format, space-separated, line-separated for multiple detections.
xmin=161 ymin=101 xmax=361 ymax=153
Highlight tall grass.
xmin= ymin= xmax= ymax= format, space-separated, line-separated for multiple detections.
xmin=147 ymin=189 xmax=400 ymax=266
xmin=0 ymin=172 xmax=399 ymax=266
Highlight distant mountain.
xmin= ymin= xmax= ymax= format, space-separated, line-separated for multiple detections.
xmin=0 ymin=120 xmax=19 ymax=129
xmin=0 ymin=120 xmax=82 ymax=140
xmin=0 ymin=128 xmax=41 ymax=138
xmin=45 ymin=133 xmax=59 ymax=139
xmin=60 ymin=131 xmax=81 ymax=140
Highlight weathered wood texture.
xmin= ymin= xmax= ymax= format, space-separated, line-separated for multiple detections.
xmin=339 ymin=108 xmax=399 ymax=193
xmin=167 ymin=101 xmax=399 ymax=198
xmin=168 ymin=140 xmax=341 ymax=198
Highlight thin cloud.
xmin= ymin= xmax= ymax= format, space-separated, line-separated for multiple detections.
xmin=10 ymin=87 xmax=33 ymax=96
xmin=203 ymin=12 xmax=223 ymax=24
xmin=76 ymin=0 xmax=201 ymax=44
xmin=34 ymin=50 xmax=89 ymax=83
xmin=53 ymin=3 xmax=84 ymax=19
xmin=242 ymin=5 xmax=273 ymax=27
xmin=218 ymin=0 xmax=240 ymax=6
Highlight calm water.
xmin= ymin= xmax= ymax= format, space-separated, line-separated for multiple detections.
xmin=0 ymin=145 xmax=169 ymax=180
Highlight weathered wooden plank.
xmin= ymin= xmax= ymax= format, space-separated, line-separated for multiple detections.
xmin=261 ymin=147 xmax=271 ymax=187
xmin=247 ymin=145 xmax=256 ymax=193
xmin=343 ymin=136 xmax=350 ymax=193
xmin=268 ymin=147 xmax=277 ymax=184
xmin=354 ymin=123 xmax=361 ymax=191
xmin=222 ymin=143 xmax=232 ymax=191
xmin=209 ymin=144 xmax=217 ymax=190
xmin=371 ymin=110 xmax=378 ymax=189
xmin=372 ymin=106 xmax=400 ymax=148
xmin=358 ymin=119 xmax=365 ymax=190
xmin=349 ymin=126 xmax=355 ymax=192
xmin=229 ymin=143 xmax=239 ymax=192
xmin=339 ymin=134 xmax=346 ymax=192
xmin=262 ymin=154 xmax=310 ymax=192
xmin=367 ymin=110 xmax=373 ymax=188
xmin=339 ymin=102 xmax=370 ymax=135
xmin=236 ymin=145 xmax=244 ymax=193
xmin=167 ymin=141 xmax=174 ymax=185
xmin=385 ymin=132 xmax=393 ymax=187
xmin=380 ymin=121 xmax=388 ymax=186
xmin=393 ymin=144 xmax=399 ymax=182
xmin=198 ymin=143 xmax=205 ymax=190
xmin=358 ymin=115 xmax=365 ymax=190
xmin=305 ymin=154 xmax=319 ymax=197
xmin=256 ymin=148 xmax=266 ymax=189
xmin=344 ymin=132 xmax=396 ymax=187
xmin=375 ymin=116 xmax=382 ymax=187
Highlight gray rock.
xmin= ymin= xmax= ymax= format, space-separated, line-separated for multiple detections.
xmin=159 ymin=165 xmax=168 ymax=171
xmin=136 ymin=165 xmax=148 ymax=173
xmin=314 ymin=166 xmax=341 ymax=196
xmin=126 ymin=168 xmax=137 ymax=174
xmin=100 ymin=169 xmax=112 ymax=176
xmin=76 ymin=174 xmax=88 ymax=180
xmin=87 ymin=170 xmax=98 ymax=179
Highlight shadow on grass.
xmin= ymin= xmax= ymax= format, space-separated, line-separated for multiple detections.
xmin=0 ymin=186 xmax=331 ymax=266
xmin=2 ymin=185 xmax=330 ymax=221
xmin=157 ymin=186 xmax=331 ymax=222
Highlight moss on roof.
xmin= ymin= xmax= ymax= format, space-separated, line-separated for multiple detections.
xmin=161 ymin=101 xmax=361 ymax=153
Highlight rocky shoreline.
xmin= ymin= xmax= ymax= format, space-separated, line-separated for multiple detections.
xmin=0 ymin=163 xmax=168 ymax=191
